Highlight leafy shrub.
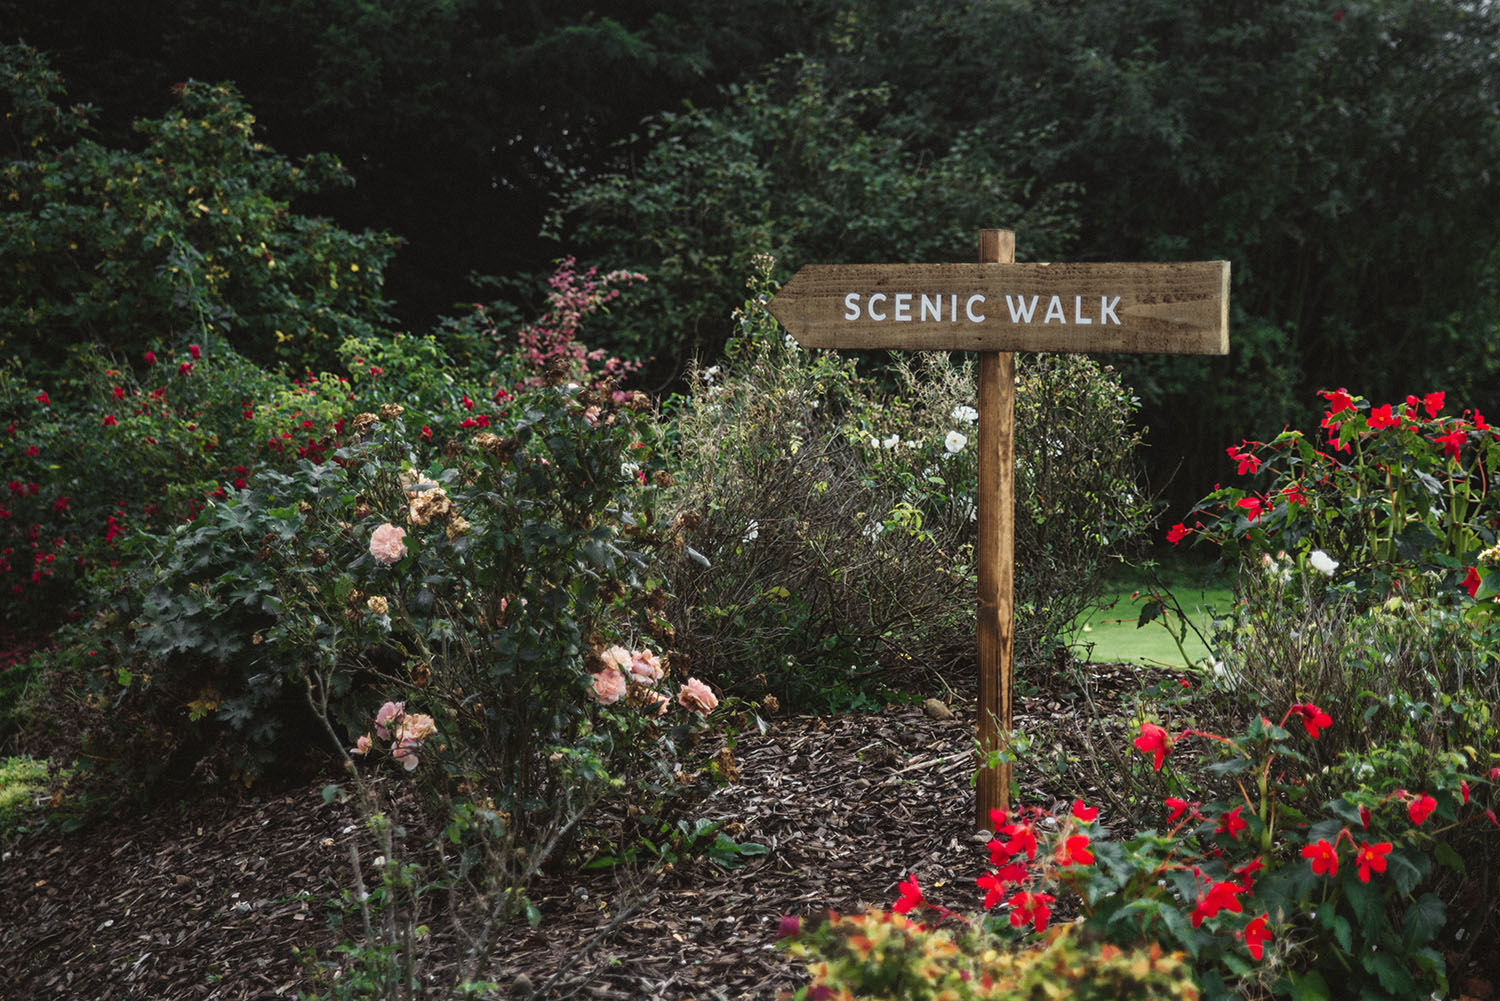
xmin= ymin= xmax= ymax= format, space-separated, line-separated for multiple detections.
xmin=0 ymin=42 xmax=398 ymax=374
xmin=663 ymin=260 xmax=1149 ymax=706
xmin=780 ymin=910 xmax=1199 ymax=1001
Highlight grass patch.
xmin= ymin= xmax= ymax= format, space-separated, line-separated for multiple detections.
xmin=1066 ymin=559 xmax=1234 ymax=668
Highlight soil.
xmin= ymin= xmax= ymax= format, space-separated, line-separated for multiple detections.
xmin=3 ymin=663 xmax=1496 ymax=1001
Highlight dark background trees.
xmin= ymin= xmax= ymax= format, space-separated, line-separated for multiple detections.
xmin=7 ymin=0 xmax=1500 ymax=511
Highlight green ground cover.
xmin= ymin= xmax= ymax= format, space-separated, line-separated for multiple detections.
xmin=1067 ymin=561 xmax=1234 ymax=668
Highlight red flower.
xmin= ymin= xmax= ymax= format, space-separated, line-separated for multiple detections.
xmin=421 ymin=426 xmax=433 ymax=441
xmin=1302 ymin=839 xmax=1339 ymax=877
xmin=1320 ymin=387 xmax=1355 ymax=414
xmin=1424 ymin=391 xmax=1445 ymax=418
xmin=1164 ymin=797 xmax=1192 ymax=822
xmin=1234 ymin=856 xmax=1265 ymax=890
xmin=1244 ymin=913 xmax=1273 ymax=960
xmin=35 ymin=392 xmax=50 ymax=405
xmin=1236 ymin=496 xmax=1267 ymax=522
xmin=1359 ymin=805 xmax=1372 ymax=830
xmin=178 ymin=361 xmax=194 ymax=376
xmin=1058 ymin=834 xmax=1094 ymax=867
xmin=1007 ymin=891 xmax=1054 ymax=933
xmin=462 ymin=395 xmax=475 ymax=411
xmin=997 ymin=820 xmax=1039 ymax=861
xmin=1190 ymin=881 xmax=1243 ymax=927
xmin=1070 ymin=799 xmax=1099 ymax=822
xmin=1434 ymin=429 xmax=1466 ymax=459
xmin=113 ymin=385 xmax=125 ymax=400
xmin=1461 ymin=780 xmax=1470 ymax=805
xmin=1166 ymin=523 xmax=1189 ymax=545
xmin=1367 ymin=404 xmax=1400 ymax=430
xmin=1133 ymin=722 xmax=1172 ymax=771
xmin=976 ymin=867 xmax=1023 ymax=909
xmin=1217 ymin=806 xmax=1248 ymax=840
xmin=25 ymin=445 xmax=39 ymax=458
xmin=104 ymin=515 xmax=120 ymax=544
xmin=1227 ymin=444 xmax=1261 ymax=475
xmin=1280 ymin=482 xmax=1308 ymax=506
xmin=102 ymin=414 xmax=118 ymax=427
xmin=188 ymin=343 xmax=201 ymax=359
xmin=1290 ymin=702 xmax=1333 ymax=738
xmin=892 ymin=874 xmax=924 ymax=915
xmin=144 ymin=351 xmax=156 ymax=364
xmin=1462 ymin=566 xmax=1482 ymax=599
xmin=1355 ymin=841 xmax=1392 ymax=882
xmin=1407 ymin=793 xmax=1437 ymax=826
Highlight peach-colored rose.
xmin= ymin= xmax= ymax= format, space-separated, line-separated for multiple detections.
xmin=678 ymin=678 xmax=718 ymax=715
xmin=599 ymin=645 xmax=632 ymax=675
xmin=351 ymin=734 xmax=373 ymax=755
xmin=641 ymin=689 xmax=671 ymax=717
xmin=369 ymin=523 xmax=407 ymax=564
xmin=396 ymin=713 xmax=436 ymax=742
xmin=590 ymin=667 xmax=627 ymax=705
xmin=628 ymin=648 xmax=663 ymax=686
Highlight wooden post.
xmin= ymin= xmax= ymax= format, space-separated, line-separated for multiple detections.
xmin=975 ymin=229 xmax=1015 ymax=831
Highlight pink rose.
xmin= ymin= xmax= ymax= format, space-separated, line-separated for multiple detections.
xmin=374 ymin=700 xmax=404 ymax=740
xmin=392 ymin=737 xmax=421 ymax=771
xmin=678 ymin=677 xmax=718 ymax=715
xmin=591 ymin=667 xmax=627 ymax=705
xmin=369 ymin=523 xmax=407 ymax=564
xmin=351 ymin=734 xmax=373 ymax=755
xmin=629 ymin=648 xmax=663 ymax=686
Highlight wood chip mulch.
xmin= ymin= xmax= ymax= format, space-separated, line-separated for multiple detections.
xmin=4 ymin=662 xmax=1495 ymax=1000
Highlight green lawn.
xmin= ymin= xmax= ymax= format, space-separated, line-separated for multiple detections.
xmin=1066 ymin=562 xmax=1235 ymax=668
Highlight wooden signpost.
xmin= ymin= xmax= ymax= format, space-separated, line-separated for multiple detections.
xmin=767 ymin=230 xmax=1229 ymax=831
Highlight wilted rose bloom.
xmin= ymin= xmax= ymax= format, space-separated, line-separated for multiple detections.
xmin=678 ymin=677 xmax=719 ymax=715
xmin=446 ymin=515 xmax=471 ymax=541
xmin=351 ymin=734 xmax=373 ymax=755
xmin=374 ymin=700 xmax=404 ymax=740
xmin=369 ymin=523 xmax=407 ymax=564
xmin=407 ymin=485 xmax=452 ymax=525
xmin=366 ymin=595 xmax=389 ymax=616
xmin=629 ymin=648 xmax=663 ymax=686
xmin=397 ymin=713 xmax=437 ymax=742
xmin=591 ymin=667 xmax=627 ymax=705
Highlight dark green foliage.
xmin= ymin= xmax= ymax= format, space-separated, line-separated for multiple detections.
xmin=0 ymin=43 xmax=398 ymax=374
xmin=551 ymin=55 xmax=1080 ymax=381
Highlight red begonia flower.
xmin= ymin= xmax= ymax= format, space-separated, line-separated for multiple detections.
xmin=1355 ymin=841 xmax=1391 ymax=882
xmin=1236 ymin=496 xmax=1267 ymax=522
xmin=1071 ymin=800 xmax=1099 ymax=822
xmin=1164 ymin=797 xmax=1192 ymax=822
xmin=1217 ymin=806 xmax=1248 ymax=840
xmin=1058 ymin=834 xmax=1094 ymax=867
xmin=893 ymin=874 xmax=924 ymax=914
xmin=1320 ymin=387 xmax=1355 ymax=414
xmin=1407 ymin=793 xmax=1437 ymax=826
xmin=1244 ymin=913 xmax=1273 ymax=960
xmin=1166 ymin=523 xmax=1189 ymax=545
xmin=1434 ymin=429 xmax=1466 ymax=460
xmin=1133 ymin=722 xmax=1172 ymax=771
xmin=1290 ymin=702 xmax=1333 ymax=738
xmin=1424 ymin=391 xmax=1445 ymax=418
xmin=1302 ymin=839 xmax=1338 ymax=877
xmin=1367 ymin=404 xmax=1400 ymax=430
xmin=1461 ymin=566 xmax=1482 ymax=598
xmin=1190 ymin=881 xmax=1244 ymax=927
xmin=1007 ymin=891 xmax=1054 ymax=933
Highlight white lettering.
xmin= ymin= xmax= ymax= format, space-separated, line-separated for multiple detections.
xmin=1044 ymin=295 xmax=1066 ymax=324
xmin=1100 ymin=295 xmax=1121 ymax=325
xmin=920 ymin=293 xmax=943 ymax=322
xmin=894 ymin=293 xmax=912 ymax=322
xmin=1074 ymin=295 xmax=1092 ymax=325
xmin=868 ymin=293 xmax=887 ymax=321
xmin=843 ymin=293 xmax=861 ymax=321
xmin=1006 ymin=295 xmax=1038 ymax=323
xmin=950 ymin=294 xmax=958 ymax=322
xmin=965 ymin=294 xmax=986 ymax=323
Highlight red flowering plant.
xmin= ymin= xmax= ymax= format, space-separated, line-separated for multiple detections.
xmin=1164 ymin=388 xmax=1500 ymax=606
xmin=797 ymin=703 xmax=1500 ymax=1001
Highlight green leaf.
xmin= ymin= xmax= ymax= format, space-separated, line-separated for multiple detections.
xmin=1290 ymin=969 xmax=1331 ymax=1001
xmin=1136 ymin=600 xmax=1163 ymax=629
xmin=1401 ymin=893 xmax=1445 ymax=950
xmin=1433 ymin=841 xmax=1465 ymax=875
xmin=1361 ymin=951 xmax=1415 ymax=997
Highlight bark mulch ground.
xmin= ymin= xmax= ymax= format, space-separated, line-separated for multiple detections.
xmin=3 ymin=662 xmax=1496 ymax=1000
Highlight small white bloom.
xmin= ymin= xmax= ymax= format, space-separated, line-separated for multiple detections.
xmin=882 ymin=433 xmax=900 ymax=449
xmin=944 ymin=430 xmax=967 ymax=453
xmin=1309 ymin=549 xmax=1339 ymax=576
xmin=742 ymin=520 xmax=759 ymax=543
xmin=703 ymin=365 xmax=720 ymax=382
xmin=951 ymin=404 xmax=978 ymax=423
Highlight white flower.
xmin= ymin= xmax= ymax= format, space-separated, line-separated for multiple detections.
xmin=743 ymin=520 xmax=760 ymax=543
xmin=944 ymin=430 xmax=967 ymax=453
xmin=951 ymin=405 xmax=978 ymax=423
xmin=882 ymin=434 xmax=900 ymax=449
xmin=703 ymin=365 xmax=720 ymax=382
xmin=1309 ymin=549 xmax=1339 ymax=576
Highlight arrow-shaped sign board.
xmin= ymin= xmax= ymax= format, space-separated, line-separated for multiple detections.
xmin=767 ymin=261 xmax=1229 ymax=355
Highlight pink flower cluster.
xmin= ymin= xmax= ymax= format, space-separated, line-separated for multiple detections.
xmin=588 ymin=644 xmax=718 ymax=717
xmin=352 ymin=700 xmax=437 ymax=771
